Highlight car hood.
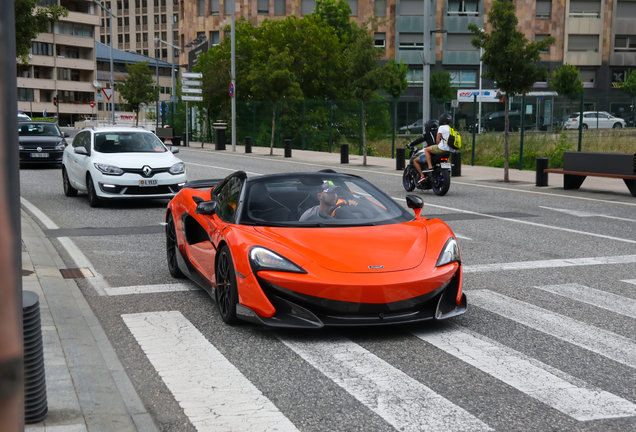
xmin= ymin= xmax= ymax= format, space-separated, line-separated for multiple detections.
xmin=19 ymin=136 xmax=65 ymax=148
xmin=253 ymin=223 xmax=427 ymax=273
xmin=94 ymin=151 xmax=180 ymax=168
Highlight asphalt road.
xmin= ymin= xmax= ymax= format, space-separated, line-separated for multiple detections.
xmin=19 ymin=147 xmax=636 ymax=432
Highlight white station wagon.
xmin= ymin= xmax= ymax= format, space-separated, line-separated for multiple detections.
xmin=62 ymin=126 xmax=187 ymax=207
xmin=564 ymin=112 xmax=627 ymax=130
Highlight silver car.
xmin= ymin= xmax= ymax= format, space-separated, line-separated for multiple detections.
xmin=564 ymin=112 xmax=627 ymax=130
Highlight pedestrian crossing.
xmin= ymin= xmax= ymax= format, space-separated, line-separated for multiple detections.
xmin=120 ymin=282 xmax=636 ymax=431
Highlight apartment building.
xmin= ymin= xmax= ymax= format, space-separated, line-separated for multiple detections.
xmin=95 ymin=42 xmax=175 ymax=120
xmin=17 ymin=0 xmax=100 ymax=126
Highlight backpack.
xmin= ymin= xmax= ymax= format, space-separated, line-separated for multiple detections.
xmin=446 ymin=127 xmax=462 ymax=150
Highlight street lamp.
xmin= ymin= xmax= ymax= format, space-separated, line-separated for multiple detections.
xmin=92 ymin=0 xmax=117 ymax=125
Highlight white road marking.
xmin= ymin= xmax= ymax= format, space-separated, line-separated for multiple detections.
xmin=105 ymin=283 xmax=198 ymax=296
xmin=621 ymin=279 xmax=636 ymax=286
xmin=412 ymin=325 xmax=636 ymax=421
xmin=185 ymin=161 xmax=263 ymax=176
xmin=123 ymin=311 xmax=299 ymax=432
xmin=540 ymin=206 xmax=636 ymax=223
xmin=470 ymin=290 xmax=636 ymax=369
xmin=463 ymin=255 xmax=636 ymax=273
xmin=454 ymin=233 xmax=472 ymax=240
xmin=279 ymin=334 xmax=492 ymax=432
xmin=533 ymin=283 xmax=636 ymax=319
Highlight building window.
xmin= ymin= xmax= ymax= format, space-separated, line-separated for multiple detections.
xmin=224 ymin=0 xmax=232 ymax=14
xmin=118 ymin=34 xmax=123 ymax=43
xmin=143 ymin=16 xmax=148 ymax=24
xmin=617 ymin=1 xmax=636 ymax=18
xmin=400 ymin=0 xmax=423 ymax=15
xmin=161 ymin=14 xmax=167 ymax=23
xmin=142 ymin=0 xmax=147 ymax=6
xmin=536 ymin=0 xmax=551 ymax=18
xmin=125 ymin=34 xmax=130 ymax=43
xmin=579 ymin=70 xmax=595 ymax=88
xmin=446 ymin=34 xmax=477 ymax=51
xmin=406 ymin=69 xmax=423 ymax=85
xmin=136 ymin=0 xmax=140 ymax=7
xmin=569 ymin=1 xmax=601 ymax=18
xmin=568 ymin=34 xmax=599 ymax=52
xmin=124 ymin=17 xmax=129 ymax=25
xmin=449 ymin=70 xmax=477 ymax=87
xmin=143 ymin=33 xmax=148 ymax=41
xmin=54 ymin=22 xmax=94 ymax=37
xmin=18 ymin=88 xmax=35 ymax=101
xmin=32 ymin=42 xmax=54 ymax=56
xmin=136 ymin=16 xmax=141 ymax=25
xmin=118 ymin=17 xmax=123 ymax=26
xmin=154 ymin=15 xmax=159 ymax=24
xmin=124 ymin=0 xmax=129 ymax=8
xmin=346 ymin=0 xmax=357 ymax=15
xmin=173 ymin=13 xmax=178 ymax=22
xmin=197 ymin=0 xmax=205 ymax=15
xmin=154 ymin=0 xmax=158 ymax=6
xmin=447 ymin=0 xmax=479 ymax=16
xmin=374 ymin=32 xmax=386 ymax=48
xmin=143 ymin=49 xmax=149 ymax=56
xmin=374 ymin=0 xmax=386 ymax=17
xmin=161 ymin=31 xmax=167 ymax=40
xmin=174 ymin=30 xmax=178 ymax=41
xmin=162 ymin=48 xmax=167 ymax=58
xmin=535 ymin=34 xmax=550 ymax=53
xmin=274 ymin=0 xmax=285 ymax=15
xmin=101 ymin=35 xmax=105 ymax=43
xmin=301 ymin=0 xmax=315 ymax=15
xmin=210 ymin=0 xmax=219 ymax=14
xmin=210 ymin=31 xmax=220 ymax=45
xmin=615 ymin=35 xmax=636 ymax=52
xmin=258 ymin=0 xmax=269 ymax=13
xmin=161 ymin=0 xmax=166 ymax=6
xmin=399 ymin=33 xmax=423 ymax=50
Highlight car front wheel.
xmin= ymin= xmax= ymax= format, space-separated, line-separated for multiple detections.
xmin=166 ymin=213 xmax=185 ymax=278
xmin=582 ymin=124 xmax=588 ymax=130
xmin=87 ymin=175 xmax=102 ymax=208
xmin=62 ymin=167 xmax=77 ymax=197
xmin=613 ymin=122 xmax=623 ymax=128
xmin=215 ymin=245 xmax=239 ymax=325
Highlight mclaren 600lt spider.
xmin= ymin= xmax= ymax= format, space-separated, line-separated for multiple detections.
xmin=165 ymin=170 xmax=466 ymax=328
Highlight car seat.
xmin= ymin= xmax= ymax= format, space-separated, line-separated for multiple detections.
xmin=248 ymin=184 xmax=290 ymax=222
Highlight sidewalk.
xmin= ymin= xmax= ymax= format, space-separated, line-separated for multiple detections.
xmin=21 ymin=210 xmax=158 ymax=432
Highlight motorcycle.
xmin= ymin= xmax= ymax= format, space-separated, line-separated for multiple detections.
xmin=401 ymin=121 xmax=452 ymax=196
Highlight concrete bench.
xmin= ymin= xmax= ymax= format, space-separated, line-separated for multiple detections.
xmin=539 ymin=151 xmax=636 ymax=197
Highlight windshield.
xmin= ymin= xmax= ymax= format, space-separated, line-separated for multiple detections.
xmin=94 ymin=132 xmax=167 ymax=153
xmin=240 ymin=174 xmax=412 ymax=227
xmin=18 ymin=123 xmax=61 ymax=137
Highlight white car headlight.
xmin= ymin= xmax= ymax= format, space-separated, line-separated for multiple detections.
xmin=94 ymin=163 xmax=123 ymax=176
xmin=169 ymin=162 xmax=185 ymax=175
xmin=249 ymin=247 xmax=306 ymax=274
xmin=19 ymin=144 xmax=24 ymax=150
xmin=55 ymin=142 xmax=66 ymax=150
xmin=436 ymin=238 xmax=461 ymax=267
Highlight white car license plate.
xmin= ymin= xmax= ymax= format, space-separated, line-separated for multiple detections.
xmin=441 ymin=162 xmax=451 ymax=169
xmin=139 ymin=179 xmax=158 ymax=187
xmin=31 ymin=153 xmax=49 ymax=158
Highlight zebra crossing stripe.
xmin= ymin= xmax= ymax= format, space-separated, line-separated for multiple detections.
xmin=533 ymin=284 xmax=636 ymax=319
xmin=279 ymin=334 xmax=492 ymax=432
xmin=122 ymin=311 xmax=299 ymax=432
xmin=470 ymin=290 xmax=636 ymax=369
xmin=105 ymin=284 xmax=197 ymax=296
xmin=463 ymin=255 xmax=636 ymax=273
xmin=622 ymin=279 xmax=636 ymax=286
xmin=412 ymin=325 xmax=636 ymax=421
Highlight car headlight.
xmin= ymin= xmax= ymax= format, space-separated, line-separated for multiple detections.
xmin=94 ymin=163 xmax=123 ymax=176
xmin=436 ymin=238 xmax=461 ymax=267
xmin=169 ymin=162 xmax=185 ymax=175
xmin=55 ymin=142 xmax=66 ymax=150
xmin=249 ymin=247 xmax=307 ymax=274
xmin=19 ymin=144 xmax=24 ymax=150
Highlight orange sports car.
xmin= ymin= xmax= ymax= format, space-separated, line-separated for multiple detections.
xmin=165 ymin=170 xmax=466 ymax=328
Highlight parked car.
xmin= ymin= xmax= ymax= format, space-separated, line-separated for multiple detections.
xmin=18 ymin=121 xmax=69 ymax=165
xmin=564 ymin=112 xmax=627 ymax=130
xmin=467 ymin=110 xmax=534 ymax=133
xmin=399 ymin=119 xmax=423 ymax=135
xmin=62 ymin=126 xmax=187 ymax=207
xmin=18 ymin=112 xmax=32 ymax=122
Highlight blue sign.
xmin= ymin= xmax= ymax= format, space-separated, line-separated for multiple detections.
xmin=159 ymin=103 xmax=169 ymax=115
xmin=43 ymin=110 xmax=47 ymax=117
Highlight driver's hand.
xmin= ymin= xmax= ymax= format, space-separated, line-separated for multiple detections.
xmin=347 ymin=199 xmax=358 ymax=206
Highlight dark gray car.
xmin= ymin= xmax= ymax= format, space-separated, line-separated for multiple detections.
xmin=18 ymin=121 xmax=69 ymax=165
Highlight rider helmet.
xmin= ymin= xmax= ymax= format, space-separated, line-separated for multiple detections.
xmin=438 ymin=113 xmax=452 ymax=126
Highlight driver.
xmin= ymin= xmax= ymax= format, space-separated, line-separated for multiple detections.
xmin=299 ymin=182 xmax=357 ymax=221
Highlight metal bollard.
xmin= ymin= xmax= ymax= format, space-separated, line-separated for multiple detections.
xmin=23 ymin=291 xmax=47 ymax=424
xmin=396 ymin=148 xmax=406 ymax=170
xmin=340 ymin=143 xmax=349 ymax=164
xmin=536 ymin=157 xmax=548 ymax=186
xmin=451 ymin=151 xmax=461 ymax=177
xmin=284 ymin=139 xmax=292 ymax=157
xmin=245 ymin=136 xmax=252 ymax=153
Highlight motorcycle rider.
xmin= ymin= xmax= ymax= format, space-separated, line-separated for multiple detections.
xmin=414 ymin=113 xmax=453 ymax=184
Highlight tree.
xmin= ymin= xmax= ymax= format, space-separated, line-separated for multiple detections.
xmin=550 ymin=64 xmax=583 ymax=118
xmin=619 ymin=70 xmax=636 ymax=119
xmin=430 ymin=70 xmax=454 ymax=104
xmin=469 ymin=0 xmax=554 ymax=182
xmin=117 ymin=62 xmax=159 ymax=126
xmin=313 ymin=0 xmax=353 ymax=44
xmin=15 ymin=0 xmax=67 ymax=64
xmin=382 ymin=59 xmax=408 ymax=150
xmin=248 ymin=47 xmax=303 ymax=155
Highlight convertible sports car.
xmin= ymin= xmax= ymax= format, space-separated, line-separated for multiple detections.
xmin=165 ymin=170 xmax=466 ymax=328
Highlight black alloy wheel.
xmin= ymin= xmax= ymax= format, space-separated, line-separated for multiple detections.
xmin=87 ymin=175 xmax=102 ymax=208
xmin=215 ymin=245 xmax=239 ymax=325
xmin=166 ymin=213 xmax=185 ymax=278
xmin=62 ymin=167 xmax=77 ymax=197
xmin=402 ymin=166 xmax=417 ymax=192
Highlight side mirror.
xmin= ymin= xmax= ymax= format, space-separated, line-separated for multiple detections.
xmin=74 ymin=147 xmax=88 ymax=155
xmin=406 ymin=195 xmax=424 ymax=218
xmin=64 ymin=132 xmax=70 ymax=137
xmin=195 ymin=200 xmax=217 ymax=215
xmin=170 ymin=146 xmax=179 ymax=154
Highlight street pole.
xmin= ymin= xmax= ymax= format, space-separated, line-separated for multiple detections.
xmin=422 ymin=0 xmax=431 ymax=125
xmin=93 ymin=1 xmax=116 ymax=125
xmin=478 ymin=46 xmax=483 ymax=134
xmin=231 ymin=0 xmax=236 ymax=151
xmin=171 ymin=21 xmax=175 ymax=131
xmin=156 ymin=58 xmax=159 ymax=130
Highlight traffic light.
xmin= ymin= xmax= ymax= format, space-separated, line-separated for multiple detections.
xmin=53 ymin=96 xmax=57 ymax=106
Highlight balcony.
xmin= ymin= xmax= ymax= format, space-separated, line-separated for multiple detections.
xmin=17 ymin=77 xmax=57 ymax=90
xmin=54 ymin=34 xmax=95 ymax=48
xmin=62 ymin=11 xmax=100 ymax=26
xmin=56 ymin=57 xmax=94 ymax=70
xmin=56 ymin=81 xmax=95 ymax=92
xmin=29 ymin=56 xmax=55 ymax=67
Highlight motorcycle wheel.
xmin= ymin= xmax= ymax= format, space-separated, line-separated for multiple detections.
xmin=432 ymin=169 xmax=451 ymax=196
xmin=402 ymin=166 xmax=416 ymax=192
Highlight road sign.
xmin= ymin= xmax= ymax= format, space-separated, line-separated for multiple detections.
xmin=181 ymin=80 xmax=202 ymax=86
xmin=181 ymin=95 xmax=203 ymax=102
xmin=451 ymin=99 xmax=459 ymax=108
xmin=229 ymin=82 xmax=235 ymax=98
xmin=182 ymin=72 xmax=203 ymax=79
xmin=182 ymin=88 xmax=203 ymax=94
xmin=90 ymin=101 xmax=95 ymax=108
xmin=43 ymin=110 xmax=47 ymax=117
xmin=102 ymin=88 xmax=113 ymax=100
xmin=159 ymin=104 xmax=169 ymax=115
